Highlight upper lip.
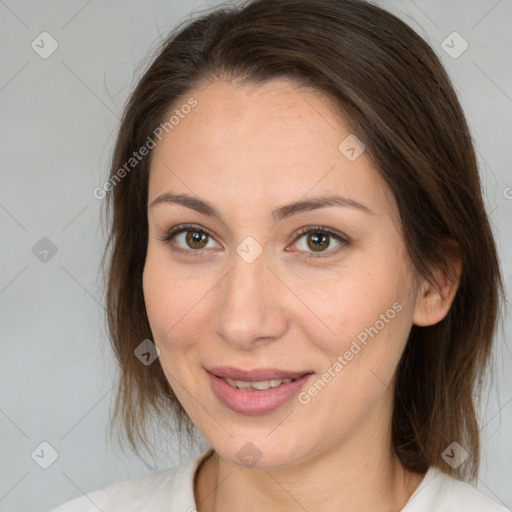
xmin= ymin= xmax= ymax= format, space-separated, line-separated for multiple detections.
xmin=207 ymin=366 xmax=313 ymax=381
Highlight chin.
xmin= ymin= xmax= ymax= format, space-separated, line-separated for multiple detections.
xmin=210 ymin=435 xmax=308 ymax=471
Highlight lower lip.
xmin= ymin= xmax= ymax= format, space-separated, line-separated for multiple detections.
xmin=207 ymin=371 xmax=314 ymax=415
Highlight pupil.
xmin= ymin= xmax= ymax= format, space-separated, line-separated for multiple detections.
xmin=308 ymin=233 xmax=328 ymax=251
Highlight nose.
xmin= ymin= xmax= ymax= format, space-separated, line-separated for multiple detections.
xmin=213 ymin=249 xmax=288 ymax=350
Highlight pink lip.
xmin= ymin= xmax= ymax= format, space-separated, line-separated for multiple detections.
xmin=206 ymin=369 xmax=314 ymax=415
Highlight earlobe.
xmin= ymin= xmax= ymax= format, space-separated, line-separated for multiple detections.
xmin=412 ymin=244 xmax=463 ymax=327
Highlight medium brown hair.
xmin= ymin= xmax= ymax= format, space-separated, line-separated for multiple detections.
xmin=101 ymin=0 xmax=505 ymax=481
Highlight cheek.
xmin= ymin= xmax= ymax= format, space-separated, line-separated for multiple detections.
xmin=142 ymin=256 xmax=208 ymax=396
xmin=142 ymin=251 xmax=213 ymax=353
xmin=303 ymin=282 xmax=413 ymax=411
xmin=295 ymin=270 xmax=406 ymax=352
xmin=291 ymin=249 xmax=414 ymax=397
xmin=142 ymin=257 xmax=176 ymax=339
xmin=294 ymin=281 xmax=411 ymax=435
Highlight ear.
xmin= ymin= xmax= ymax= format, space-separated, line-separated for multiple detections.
xmin=412 ymin=239 xmax=463 ymax=327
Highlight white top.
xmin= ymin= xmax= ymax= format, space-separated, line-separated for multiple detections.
xmin=49 ymin=449 xmax=510 ymax=512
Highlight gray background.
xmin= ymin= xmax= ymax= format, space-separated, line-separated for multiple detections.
xmin=0 ymin=1 xmax=511 ymax=511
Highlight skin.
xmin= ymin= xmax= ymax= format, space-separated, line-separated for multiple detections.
xmin=142 ymin=78 xmax=461 ymax=512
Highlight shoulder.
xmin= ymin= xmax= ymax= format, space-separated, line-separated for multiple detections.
xmin=47 ymin=449 xmax=213 ymax=512
xmin=404 ymin=466 xmax=510 ymax=512
xmin=443 ymin=475 xmax=510 ymax=512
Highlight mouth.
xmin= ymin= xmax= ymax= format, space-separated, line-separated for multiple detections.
xmin=207 ymin=366 xmax=312 ymax=382
xmin=206 ymin=366 xmax=315 ymax=415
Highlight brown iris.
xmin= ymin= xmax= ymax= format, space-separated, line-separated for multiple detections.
xmin=307 ymin=232 xmax=329 ymax=252
xmin=185 ymin=231 xmax=209 ymax=249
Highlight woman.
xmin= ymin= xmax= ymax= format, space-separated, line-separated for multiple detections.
xmin=50 ymin=0 xmax=509 ymax=510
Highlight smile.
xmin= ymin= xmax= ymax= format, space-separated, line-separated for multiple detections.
xmin=207 ymin=369 xmax=314 ymax=415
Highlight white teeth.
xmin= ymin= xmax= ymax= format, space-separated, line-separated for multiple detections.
xmin=224 ymin=377 xmax=294 ymax=391
xmin=251 ymin=380 xmax=273 ymax=390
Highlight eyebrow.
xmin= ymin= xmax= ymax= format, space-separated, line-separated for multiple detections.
xmin=149 ymin=192 xmax=374 ymax=222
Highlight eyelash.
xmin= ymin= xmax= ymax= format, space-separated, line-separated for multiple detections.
xmin=157 ymin=223 xmax=351 ymax=259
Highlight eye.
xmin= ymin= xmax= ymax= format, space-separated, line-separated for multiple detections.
xmin=291 ymin=226 xmax=350 ymax=258
xmin=157 ymin=224 xmax=220 ymax=255
xmin=158 ymin=224 xmax=350 ymax=259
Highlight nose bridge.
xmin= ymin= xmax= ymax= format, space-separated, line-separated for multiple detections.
xmin=213 ymin=247 xmax=285 ymax=348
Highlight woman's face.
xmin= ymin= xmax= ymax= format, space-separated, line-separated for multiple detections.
xmin=143 ymin=78 xmax=423 ymax=469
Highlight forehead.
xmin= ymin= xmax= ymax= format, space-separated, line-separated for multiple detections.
xmin=148 ymin=78 xmax=394 ymax=219
xmin=159 ymin=78 xmax=347 ymax=154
